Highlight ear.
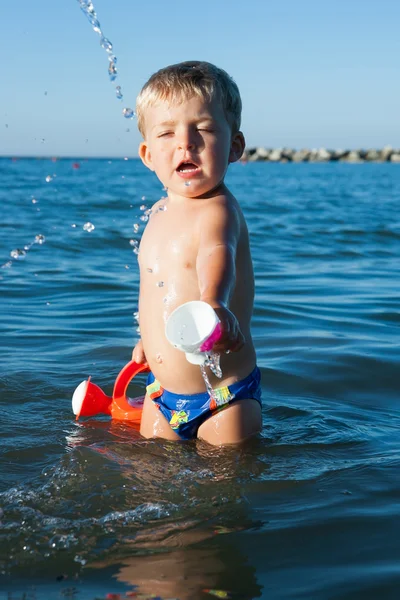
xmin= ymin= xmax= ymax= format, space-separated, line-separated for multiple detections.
xmin=139 ymin=141 xmax=155 ymax=171
xmin=229 ymin=131 xmax=246 ymax=164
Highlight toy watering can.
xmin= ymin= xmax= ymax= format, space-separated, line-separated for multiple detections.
xmin=72 ymin=301 xmax=221 ymax=422
xmin=72 ymin=360 xmax=149 ymax=423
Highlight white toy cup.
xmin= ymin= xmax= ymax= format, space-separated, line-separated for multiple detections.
xmin=165 ymin=301 xmax=221 ymax=365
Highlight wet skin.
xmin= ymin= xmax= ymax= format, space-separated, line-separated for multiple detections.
xmin=133 ymin=94 xmax=262 ymax=444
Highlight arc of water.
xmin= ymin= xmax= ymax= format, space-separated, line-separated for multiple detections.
xmin=76 ymin=0 xmax=135 ymax=118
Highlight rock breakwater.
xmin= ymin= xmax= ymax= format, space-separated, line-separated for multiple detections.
xmin=244 ymin=145 xmax=400 ymax=163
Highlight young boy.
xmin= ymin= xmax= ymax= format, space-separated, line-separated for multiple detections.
xmin=132 ymin=61 xmax=262 ymax=445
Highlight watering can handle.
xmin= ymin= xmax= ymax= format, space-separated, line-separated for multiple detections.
xmin=112 ymin=360 xmax=150 ymax=400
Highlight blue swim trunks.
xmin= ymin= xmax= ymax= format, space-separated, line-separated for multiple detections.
xmin=146 ymin=367 xmax=262 ymax=440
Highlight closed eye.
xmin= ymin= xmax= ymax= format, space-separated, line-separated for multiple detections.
xmin=158 ymin=131 xmax=174 ymax=138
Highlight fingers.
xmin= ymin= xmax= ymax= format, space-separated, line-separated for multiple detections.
xmin=212 ymin=318 xmax=245 ymax=353
xmin=132 ymin=340 xmax=147 ymax=364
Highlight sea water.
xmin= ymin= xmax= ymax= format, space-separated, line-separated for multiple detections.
xmin=1 ymin=159 xmax=400 ymax=599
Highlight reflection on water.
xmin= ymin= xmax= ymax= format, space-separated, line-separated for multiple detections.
xmin=109 ymin=540 xmax=262 ymax=599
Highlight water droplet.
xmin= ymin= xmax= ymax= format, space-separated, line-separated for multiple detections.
xmin=146 ymin=267 xmax=153 ymax=273
xmin=116 ymin=86 xmax=123 ymax=100
xmin=140 ymin=215 xmax=149 ymax=222
xmin=45 ymin=175 xmax=52 ymax=183
xmin=83 ymin=222 xmax=95 ymax=232
xmin=133 ymin=311 xmax=139 ymax=322
xmin=10 ymin=249 xmax=26 ymax=260
xmin=41 ymin=138 xmax=45 ymax=144
xmin=133 ymin=223 xmax=139 ymax=233
xmin=125 ymin=264 xmax=129 ymax=269
xmin=122 ymin=107 xmax=135 ymax=119
xmin=157 ymin=281 xmax=164 ymax=287
xmin=71 ymin=223 xmax=77 ymax=228
xmin=35 ymin=234 xmax=45 ymax=245
xmin=124 ymin=156 xmax=128 ymax=161
xmin=100 ymin=35 xmax=113 ymax=52
xmin=126 ymin=128 xmax=130 ymax=133
xmin=129 ymin=239 xmax=139 ymax=247
xmin=108 ymin=60 xmax=117 ymax=81
xmin=185 ymin=181 xmax=191 ymax=187
xmin=32 ymin=198 xmax=38 ymax=204
xmin=140 ymin=204 xmax=147 ymax=211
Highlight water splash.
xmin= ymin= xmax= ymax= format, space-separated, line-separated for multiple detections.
xmin=1 ymin=234 xmax=46 ymax=270
xmin=205 ymin=352 xmax=222 ymax=378
xmin=130 ymin=239 xmax=140 ymax=255
xmin=76 ymin=0 xmax=134 ymax=118
xmin=200 ymin=365 xmax=217 ymax=402
xmin=83 ymin=222 xmax=95 ymax=232
xmin=10 ymin=249 xmax=26 ymax=260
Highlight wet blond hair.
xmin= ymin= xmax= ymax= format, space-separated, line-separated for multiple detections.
xmin=136 ymin=60 xmax=242 ymax=137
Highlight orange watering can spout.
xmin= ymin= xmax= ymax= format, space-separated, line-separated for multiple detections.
xmin=72 ymin=361 xmax=150 ymax=423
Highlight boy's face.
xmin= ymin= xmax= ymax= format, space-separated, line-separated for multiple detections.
xmin=139 ymin=94 xmax=244 ymax=199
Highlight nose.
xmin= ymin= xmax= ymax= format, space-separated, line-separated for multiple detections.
xmin=176 ymin=128 xmax=196 ymax=151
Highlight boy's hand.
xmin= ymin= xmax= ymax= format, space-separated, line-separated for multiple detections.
xmin=132 ymin=339 xmax=148 ymax=364
xmin=205 ymin=303 xmax=245 ymax=354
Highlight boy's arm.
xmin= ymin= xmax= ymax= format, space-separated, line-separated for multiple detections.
xmin=196 ymin=199 xmax=244 ymax=352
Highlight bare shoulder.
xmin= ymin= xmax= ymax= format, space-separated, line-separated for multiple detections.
xmin=149 ymin=196 xmax=168 ymax=213
xmin=198 ymin=189 xmax=242 ymax=236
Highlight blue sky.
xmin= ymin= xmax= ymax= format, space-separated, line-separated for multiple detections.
xmin=2 ymin=0 xmax=400 ymax=157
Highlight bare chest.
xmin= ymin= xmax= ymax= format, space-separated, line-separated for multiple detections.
xmin=138 ymin=206 xmax=198 ymax=274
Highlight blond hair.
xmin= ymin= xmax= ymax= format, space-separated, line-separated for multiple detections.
xmin=136 ymin=60 xmax=242 ymax=137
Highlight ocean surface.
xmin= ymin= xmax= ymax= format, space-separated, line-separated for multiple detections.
xmin=1 ymin=157 xmax=400 ymax=600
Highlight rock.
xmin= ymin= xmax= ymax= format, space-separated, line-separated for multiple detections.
xmin=316 ymin=148 xmax=332 ymax=161
xmin=341 ymin=150 xmax=363 ymax=163
xmin=331 ymin=149 xmax=348 ymax=160
xmin=268 ymin=149 xmax=283 ymax=162
xmin=381 ymin=145 xmax=393 ymax=161
xmin=242 ymin=147 xmax=396 ymax=163
xmin=255 ymin=146 xmax=270 ymax=159
xmin=292 ymin=149 xmax=310 ymax=162
xmin=365 ymin=149 xmax=381 ymax=161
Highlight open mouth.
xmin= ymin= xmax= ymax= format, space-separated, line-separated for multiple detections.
xmin=176 ymin=161 xmax=200 ymax=174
